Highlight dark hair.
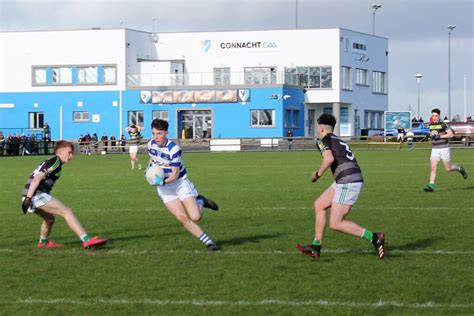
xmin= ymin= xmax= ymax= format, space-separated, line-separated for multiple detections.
xmin=317 ymin=113 xmax=337 ymax=128
xmin=54 ymin=140 xmax=74 ymax=154
xmin=151 ymin=119 xmax=169 ymax=131
xmin=431 ymin=108 xmax=441 ymax=115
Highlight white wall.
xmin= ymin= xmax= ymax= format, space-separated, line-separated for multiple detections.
xmin=0 ymin=29 xmax=128 ymax=92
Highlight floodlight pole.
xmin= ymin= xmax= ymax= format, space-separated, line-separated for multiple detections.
xmin=416 ymin=74 xmax=423 ymax=119
xmin=372 ymin=4 xmax=382 ymax=35
xmin=448 ymin=25 xmax=456 ymax=120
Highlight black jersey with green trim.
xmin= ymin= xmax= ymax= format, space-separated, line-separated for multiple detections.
xmin=429 ymin=121 xmax=450 ymax=148
xmin=128 ymin=130 xmax=142 ymax=145
xmin=22 ymin=156 xmax=62 ymax=197
xmin=320 ymin=133 xmax=363 ymax=184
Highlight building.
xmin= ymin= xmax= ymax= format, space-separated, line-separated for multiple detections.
xmin=0 ymin=28 xmax=388 ymax=140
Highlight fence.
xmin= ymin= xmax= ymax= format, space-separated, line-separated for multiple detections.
xmin=1 ymin=135 xmax=472 ymax=157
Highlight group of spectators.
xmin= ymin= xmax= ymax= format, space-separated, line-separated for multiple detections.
xmin=78 ymin=132 xmax=128 ymax=154
xmin=0 ymin=131 xmax=52 ymax=156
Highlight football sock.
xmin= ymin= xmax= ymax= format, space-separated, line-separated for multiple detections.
xmin=312 ymin=239 xmax=321 ymax=246
xmin=80 ymin=234 xmax=90 ymax=242
xmin=39 ymin=236 xmax=49 ymax=244
xmin=361 ymin=229 xmax=373 ymax=242
xmin=199 ymin=233 xmax=214 ymax=245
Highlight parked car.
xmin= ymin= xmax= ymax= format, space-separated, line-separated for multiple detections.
xmin=449 ymin=122 xmax=474 ymax=141
xmin=411 ymin=122 xmax=430 ymax=136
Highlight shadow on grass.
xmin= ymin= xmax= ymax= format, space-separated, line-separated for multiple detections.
xmin=219 ymin=233 xmax=284 ymax=246
xmin=388 ymin=237 xmax=439 ymax=252
xmin=440 ymin=186 xmax=474 ymax=192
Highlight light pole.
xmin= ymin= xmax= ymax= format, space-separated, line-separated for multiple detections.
xmin=415 ymin=74 xmax=423 ymax=119
xmin=372 ymin=4 xmax=382 ymax=35
xmin=448 ymin=25 xmax=456 ymax=120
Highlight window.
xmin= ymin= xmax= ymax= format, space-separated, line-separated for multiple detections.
xmin=52 ymin=67 xmax=72 ymax=84
xmin=77 ymin=66 xmax=98 ymax=84
xmin=356 ymin=68 xmax=368 ymax=85
xmin=152 ymin=110 xmax=169 ymax=122
xmin=286 ymin=66 xmax=332 ymax=88
xmin=342 ymin=66 xmax=351 ymax=90
xmin=103 ymin=66 xmax=117 ymax=84
xmin=73 ymin=111 xmax=90 ymax=122
xmin=28 ymin=112 xmax=44 ymax=129
xmin=251 ymin=109 xmax=275 ymax=127
xmin=128 ymin=110 xmax=144 ymax=126
xmin=372 ymin=71 xmax=387 ymax=94
xmin=33 ymin=67 xmax=47 ymax=85
xmin=352 ymin=42 xmax=367 ymax=51
xmin=244 ymin=67 xmax=277 ymax=85
xmin=292 ymin=110 xmax=300 ymax=128
xmin=340 ymin=107 xmax=349 ymax=135
xmin=213 ymin=67 xmax=230 ymax=85
xmin=364 ymin=110 xmax=384 ymax=128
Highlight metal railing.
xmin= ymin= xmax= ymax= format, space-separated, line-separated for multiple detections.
xmin=126 ymin=71 xmax=331 ymax=88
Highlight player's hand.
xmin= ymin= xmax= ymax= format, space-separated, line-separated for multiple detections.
xmin=431 ymin=133 xmax=441 ymax=140
xmin=22 ymin=197 xmax=32 ymax=214
xmin=311 ymin=171 xmax=320 ymax=183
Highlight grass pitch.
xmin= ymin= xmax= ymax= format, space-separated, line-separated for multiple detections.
xmin=0 ymin=148 xmax=473 ymax=315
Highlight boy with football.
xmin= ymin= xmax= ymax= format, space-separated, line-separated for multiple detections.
xmin=21 ymin=141 xmax=107 ymax=249
xmin=297 ymin=114 xmax=385 ymax=259
xmin=147 ymin=119 xmax=220 ymax=251
xmin=424 ymin=108 xmax=468 ymax=192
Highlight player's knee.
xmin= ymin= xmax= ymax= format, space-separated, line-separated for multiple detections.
xmin=58 ymin=207 xmax=73 ymax=217
xmin=329 ymin=220 xmax=341 ymax=231
xmin=189 ymin=213 xmax=202 ymax=222
xmin=314 ymin=200 xmax=327 ymax=212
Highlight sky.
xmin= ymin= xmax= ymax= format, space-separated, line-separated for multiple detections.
xmin=1 ymin=0 xmax=473 ymax=120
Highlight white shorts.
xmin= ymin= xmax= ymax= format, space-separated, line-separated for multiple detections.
xmin=22 ymin=193 xmax=52 ymax=213
xmin=430 ymin=147 xmax=451 ymax=162
xmin=157 ymin=178 xmax=198 ymax=204
xmin=129 ymin=145 xmax=138 ymax=154
xmin=331 ymin=182 xmax=363 ymax=205
xmin=397 ymin=134 xmax=404 ymax=141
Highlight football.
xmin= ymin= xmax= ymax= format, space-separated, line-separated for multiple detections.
xmin=145 ymin=164 xmax=165 ymax=186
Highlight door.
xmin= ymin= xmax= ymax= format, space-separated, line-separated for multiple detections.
xmin=180 ymin=110 xmax=212 ymax=139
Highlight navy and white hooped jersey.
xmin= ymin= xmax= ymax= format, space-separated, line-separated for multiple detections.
xmin=147 ymin=139 xmax=187 ymax=180
xmin=320 ymin=133 xmax=363 ymax=184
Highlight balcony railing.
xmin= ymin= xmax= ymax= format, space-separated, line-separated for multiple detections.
xmin=126 ymin=71 xmax=332 ymax=88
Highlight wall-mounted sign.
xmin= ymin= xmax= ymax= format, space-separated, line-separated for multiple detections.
xmin=140 ymin=89 xmax=250 ymax=104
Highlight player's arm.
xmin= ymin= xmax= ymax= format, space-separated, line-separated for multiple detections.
xmin=440 ymin=127 xmax=454 ymax=139
xmin=163 ymin=167 xmax=179 ymax=184
xmin=25 ymin=172 xmax=47 ymax=199
xmin=312 ymin=149 xmax=334 ymax=182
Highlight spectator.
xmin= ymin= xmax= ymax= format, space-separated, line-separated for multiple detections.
xmin=443 ymin=116 xmax=450 ymax=123
xmin=0 ymin=131 xmax=4 ymax=156
xmin=110 ymin=135 xmax=117 ymax=150
xmin=20 ymin=134 xmax=29 ymax=155
xmin=418 ymin=117 xmax=424 ymax=123
xmin=120 ymin=134 xmax=126 ymax=153
xmin=406 ymin=129 xmax=415 ymax=150
xmin=202 ymin=120 xmax=209 ymax=139
xmin=28 ymin=134 xmax=38 ymax=154
xmin=83 ymin=132 xmax=91 ymax=155
xmin=43 ymin=123 xmax=50 ymax=139
xmin=286 ymin=129 xmax=294 ymax=150
xmin=411 ymin=117 xmax=418 ymax=123
xmin=397 ymin=127 xmax=405 ymax=149
xmin=43 ymin=133 xmax=51 ymax=155
xmin=101 ymin=133 xmax=109 ymax=152
xmin=92 ymin=133 xmax=99 ymax=152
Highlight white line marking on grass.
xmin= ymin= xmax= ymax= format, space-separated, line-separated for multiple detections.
xmin=77 ymin=206 xmax=474 ymax=212
xmin=4 ymin=298 xmax=473 ymax=309
xmin=1 ymin=249 xmax=473 ymax=256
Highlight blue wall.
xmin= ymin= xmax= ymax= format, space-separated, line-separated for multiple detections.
xmin=0 ymin=86 xmax=305 ymax=140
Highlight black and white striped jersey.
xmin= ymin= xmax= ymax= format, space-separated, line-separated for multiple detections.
xmin=320 ymin=133 xmax=363 ymax=184
xmin=22 ymin=156 xmax=62 ymax=197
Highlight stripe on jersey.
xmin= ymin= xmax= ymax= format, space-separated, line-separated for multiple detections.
xmin=147 ymin=139 xmax=187 ymax=180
